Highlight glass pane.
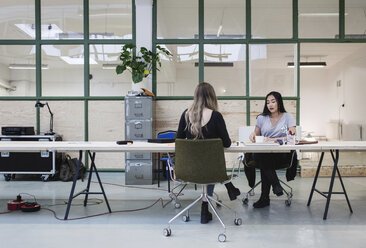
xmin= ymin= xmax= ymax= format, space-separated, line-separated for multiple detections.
xmin=157 ymin=0 xmax=198 ymax=39
xmin=250 ymin=44 xmax=296 ymax=96
xmin=345 ymin=0 xmax=366 ymax=38
xmin=41 ymin=0 xmax=83 ymax=40
xmin=299 ymin=0 xmax=338 ymax=38
xmin=218 ymin=100 xmax=247 ymax=139
xmin=300 ymin=43 xmax=366 ymax=139
xmin=89 ymin=44 xmax=132 ymax=96
xmin=89 ymin=101 xmax=124 ymax=169
xmin=39 ymin=101 xmax=84 ymax=142
xmin=157 ymin=44 xmax=199 ymax=96
xmin=204 ymin=0 xmax=245 ymax=39
xmin=0 ymin=0 xmax=35 ymax=39
xmin=204 ymin=44 xmax=246 ymax=96
xmin=89 ymin=0 xmax=132 ymax=39
xmin=0 ymin=101 xmax=36 ymax=127
xmin=0 ymin=45 xmax=36 ymax=97
xmin=252 ymin=0 xmax=292 ymax=39
xmin=250 ymin=100 xmax=296 ymax=126
xmin=41 ymin=45 xmax=84 ymax=96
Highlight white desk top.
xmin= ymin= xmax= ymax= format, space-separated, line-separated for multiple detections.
xmin=1 ymin=141 xmax=366 ymax=153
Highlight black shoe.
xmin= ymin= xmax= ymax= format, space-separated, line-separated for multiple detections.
xmin=201 ymin=202 xmax=212 ymax=224
xmin=272 ymin=184 xmax=284 ymax=196
xmin=225 ymin=182 xmax=241 ymax=201
xmin=253 ymin=197 xmax=270 ymax=208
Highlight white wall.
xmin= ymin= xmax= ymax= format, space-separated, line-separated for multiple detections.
xmin=300 ymin=45 xmax=366 ymax=140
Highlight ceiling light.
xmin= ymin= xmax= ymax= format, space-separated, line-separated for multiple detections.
xmin=102 ymin=64 xmax=119 ymax=70
xmin=8 ymin=64 xmax=49 ymax=70
xmin=194 ymin=62 xmax=234 ymax=67
xmin=299 ymin=13 xmax=347 ymax=17
xmin=287 ymin=62 xmax=327 ymax=68
xmin=60 ymin=56 xmax=97 ymax=65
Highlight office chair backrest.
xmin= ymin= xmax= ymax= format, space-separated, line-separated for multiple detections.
xmin=158 ymin=130 xmax=176 ymax=139
xmin=174 ymin=138 xmax=228 ymax=184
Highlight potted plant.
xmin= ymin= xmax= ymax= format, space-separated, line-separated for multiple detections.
xmin=116 ymin=44 xmax=172 ymax=84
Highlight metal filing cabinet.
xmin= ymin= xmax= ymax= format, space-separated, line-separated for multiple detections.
xmin=124 ymin=95 xmax=154 ymax=185
xmin=0 ymin=134 xmax=61 ymax=181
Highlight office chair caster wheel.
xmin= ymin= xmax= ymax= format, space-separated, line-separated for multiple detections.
xmin=234 ymin=218 xmax=242 ymax=226
xmin=218 ymin=233 xmax=226 ymax=242
xmin=285 ymin=199 xmax=292 ymax=206
xmin=242 ymin=198 xmax=249 ymax=205
xmin=163 ymin=228 xmax=171 ymax=237
xmin=4 ymin=174 xmax=11 ymax=181
xmin=174 ymin=202 xmax=181 ymax=209
xmin=182 ymin=215 xmax=190 ymax=222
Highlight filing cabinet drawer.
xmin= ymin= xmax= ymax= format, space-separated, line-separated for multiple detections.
xmin=126 ymin=152 xmax=151 ymax=160
xmin=125 ymin=96 xmax=152 ymax=120
xmin=125 ymin=120 xmax=152 ymax=140
xmin=125 ymin=160 xmax=153 ymax=185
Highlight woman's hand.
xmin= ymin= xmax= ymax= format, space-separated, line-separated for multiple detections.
xmin=249 ymin=132 xmax=256 ymax=142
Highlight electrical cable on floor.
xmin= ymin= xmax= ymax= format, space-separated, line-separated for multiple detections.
xmin=42 ymin=198 xmax=104 ymax=207
xmin=1 ymin=180 xmax=184 ymax=219
xmin=41 ymin=197 xmax=170 ymax=221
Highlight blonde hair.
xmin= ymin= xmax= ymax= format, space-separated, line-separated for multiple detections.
xmin=185 ymin=82 xmax=218 ymax=139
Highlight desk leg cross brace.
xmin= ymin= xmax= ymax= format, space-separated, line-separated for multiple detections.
xmin=64 ymin=150 xmax=112 ymax=220
xmin=307 ymin=150 xmax=353 ymax=220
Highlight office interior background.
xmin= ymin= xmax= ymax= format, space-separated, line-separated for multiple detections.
xmin=0 ymin=0 xmax=365 ymax=175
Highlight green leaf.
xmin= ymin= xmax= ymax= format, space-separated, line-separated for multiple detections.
xmin=116 ymin=65 xmax=126 ymax=74
xmin=132 ymin=70 xmax=143 ymax=83
xmin=125 ymin=44 xmax=135 ymax=49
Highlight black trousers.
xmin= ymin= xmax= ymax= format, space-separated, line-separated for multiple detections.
xmin=254 ymin=153 xmax=292 ymax=198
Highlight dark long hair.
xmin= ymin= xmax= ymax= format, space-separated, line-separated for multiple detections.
xmin=261 ymin=91 xmax=287 ymax=116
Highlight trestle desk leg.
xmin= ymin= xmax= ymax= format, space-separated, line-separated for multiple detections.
xmin=323 ymin=150 xmax=338 ymax=220
xmin=83 ymin=152 xmax=95 ymax=206
xmin=307 ymin=152 xmax=324 ymax=206
xmin=331 ymin=152 xmax=353 ymax=214
xmin=88 ymin=151 xmax=112 ymax=213
xmin=64 ymin=150 xmax=83 ymax=220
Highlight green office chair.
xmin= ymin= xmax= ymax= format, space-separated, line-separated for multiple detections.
xmin=163 ymin=138 xmax=243 ymax=242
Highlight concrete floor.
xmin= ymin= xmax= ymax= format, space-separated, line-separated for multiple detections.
xmin=0 ymin=172 xmax=366 ymax=248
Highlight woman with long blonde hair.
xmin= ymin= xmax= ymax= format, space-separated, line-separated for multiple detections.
xmin=176 ymin=82 xmax=240 ymax=224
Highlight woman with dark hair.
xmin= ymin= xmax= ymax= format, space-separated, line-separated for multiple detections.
xmin=249 ymin=91 xmax=296 ymax=208
xmin=177 ymin=82 xmax=241 ymax=224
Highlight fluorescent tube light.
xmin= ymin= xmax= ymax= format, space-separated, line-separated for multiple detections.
xmin=8 ymin=64 xmax=49 ymax=70
xmin=194 ymin=62 xmax=234 ymax=67
xmin=60 ymin=56 xmax=97 ymax=65
xmin=102 ymin=64 xmax=119 ymax=70
xmin=287 ymin=62 xmax=326 ymax=68
xmin=299 ymin=13 xmax=347 ymax=17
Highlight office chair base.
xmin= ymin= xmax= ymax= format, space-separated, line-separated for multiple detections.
xmin=242 ymin=179 xmax=293 ymax=206
xmin=164 ymin=191 xmax=241 ymax=242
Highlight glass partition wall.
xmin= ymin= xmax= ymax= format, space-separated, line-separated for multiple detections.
xmin=1 ymin=0 xmax=366 ymax=169
xmin=0 ymin=0 xmax=134 ymax=170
